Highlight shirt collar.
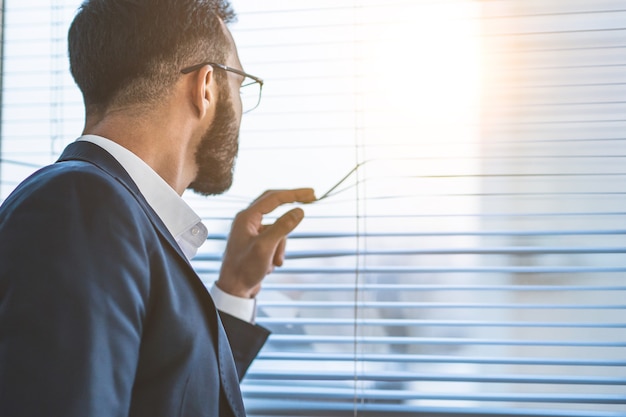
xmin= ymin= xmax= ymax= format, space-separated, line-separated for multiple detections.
xmin=77 ymin=135 xmax=208 ymax=259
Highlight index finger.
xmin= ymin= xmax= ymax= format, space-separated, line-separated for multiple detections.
xmin=249 ymin=188 xmax=316 ymax=214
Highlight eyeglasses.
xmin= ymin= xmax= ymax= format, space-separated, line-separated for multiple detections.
xmin=180 ymin=62 xmax=264 ymax=113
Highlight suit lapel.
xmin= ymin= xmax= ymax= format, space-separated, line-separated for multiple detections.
xmin=217 ymin=318 xmax=248 ymax=417
xmin=57 ymin=141 xmax=247 ymax=417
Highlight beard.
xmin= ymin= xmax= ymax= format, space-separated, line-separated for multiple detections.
xmin=187 ymin=87 xmax=240 ymax=196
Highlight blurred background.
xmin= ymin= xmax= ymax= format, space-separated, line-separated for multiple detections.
xmin=0 ymin=1 xmax=625 ymax=416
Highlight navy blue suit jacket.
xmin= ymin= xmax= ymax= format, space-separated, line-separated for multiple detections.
xmin=0 ymin=141 xmax=269 ymax=417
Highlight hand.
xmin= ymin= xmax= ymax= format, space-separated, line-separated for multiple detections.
xmin=217 ymin=188 xmax=316 ymax=299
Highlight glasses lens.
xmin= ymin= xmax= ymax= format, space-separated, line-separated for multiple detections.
xmin=240 ymin=79 xmax=261 ymax=113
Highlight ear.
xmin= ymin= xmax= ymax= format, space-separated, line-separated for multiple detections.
xmin=189 ymin=65 xmax=217 ymax=119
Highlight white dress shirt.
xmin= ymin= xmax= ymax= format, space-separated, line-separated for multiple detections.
xmin=77 ymin=135 xmax=256 ymax=323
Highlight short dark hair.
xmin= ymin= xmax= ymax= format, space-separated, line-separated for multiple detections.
xmin=68 ymin=0 xmax=237 ymax=113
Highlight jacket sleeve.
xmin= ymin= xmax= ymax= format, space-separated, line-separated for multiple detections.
xmin=0 ymin=166 xmax=153 ymax=417
xmin=218 ymin=311 xmax=270 ymax=380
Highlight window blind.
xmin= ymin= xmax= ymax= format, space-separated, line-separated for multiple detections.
xmin=1 ymin=1 xmax=625 ymax=416
xmin=0 ymin=0 xmax=82 ymax=199
xmin=190 ymin=1 xmax=626 ymax=416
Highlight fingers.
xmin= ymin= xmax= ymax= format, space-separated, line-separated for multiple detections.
xmin=249 ymin=188 xmax=316 ymax=215
xmin=261 ymin=207 xmax=305 ymax=243
xmin=257 ymin=225 xmax=287 ymax=267
xmin=245 ymin=190 xmax=312 ymax=265
xmin=219 ymin=189 xmax=311 ymax=294
xmin=274 ymin=237 xmax=287 ymax=267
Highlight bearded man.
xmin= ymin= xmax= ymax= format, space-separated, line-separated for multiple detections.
xmin=0 ymin=1 xmax=315 ymax=416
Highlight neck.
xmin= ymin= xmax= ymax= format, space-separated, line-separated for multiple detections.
xmin=83 ymin=105 xmax=198 ymax=195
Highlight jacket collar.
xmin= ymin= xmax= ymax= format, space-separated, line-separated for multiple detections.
xmin=57 ymin=140 xmax=190 ymax=264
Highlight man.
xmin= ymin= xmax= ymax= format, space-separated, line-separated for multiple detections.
xmin=0 ymin=0 xmax=315 ymax=416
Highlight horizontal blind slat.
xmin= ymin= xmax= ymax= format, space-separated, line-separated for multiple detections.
xmin=266 ymin=335 xmax=626 ymax=347
xmin=196 ymin=266 xmax=626 ymax=273
xmin=256 ymin=301 xmax=626 ymax=309
xmin=245 ymin=370 xmax=626 ymax=385
xmin=243 ymin=399 xmax=626 ymax=417
xmin=242 ymin=386 xmax=626 ymax=404
xmin=260 ymin=284 xmax=626 ymax=291
xmin=256 ymin=352 xmax=626 ymax=367
xmin=193 ymin=246 xmax=626 ymax=261
xmin=256 ymin=317 xmax=626 ymax=328
xmin=210 ymin=229 xmax=626 ymax=239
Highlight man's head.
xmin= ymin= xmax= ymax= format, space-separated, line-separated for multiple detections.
xmin=69 ymin=0 xmax=246 ymax=196
xmin=68 ymin=0 xmax=236 ymax=115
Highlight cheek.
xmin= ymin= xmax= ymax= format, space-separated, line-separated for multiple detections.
xmin=235 ymin=90 xmax=243 ymax=114
xmin=229 ymin=81 xmax=243 ymax=115
xmin=236 ymin=96 xmax=243 ymax=115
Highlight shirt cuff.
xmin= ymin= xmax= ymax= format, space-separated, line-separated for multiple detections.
xmin=209 ymin=282 xmax=257 ymax=324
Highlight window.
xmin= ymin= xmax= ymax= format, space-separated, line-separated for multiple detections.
xmin=0 ymin=0 xmax=82 ymax=198
xmin=1 ymin=1 xmax=625 ymax=416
